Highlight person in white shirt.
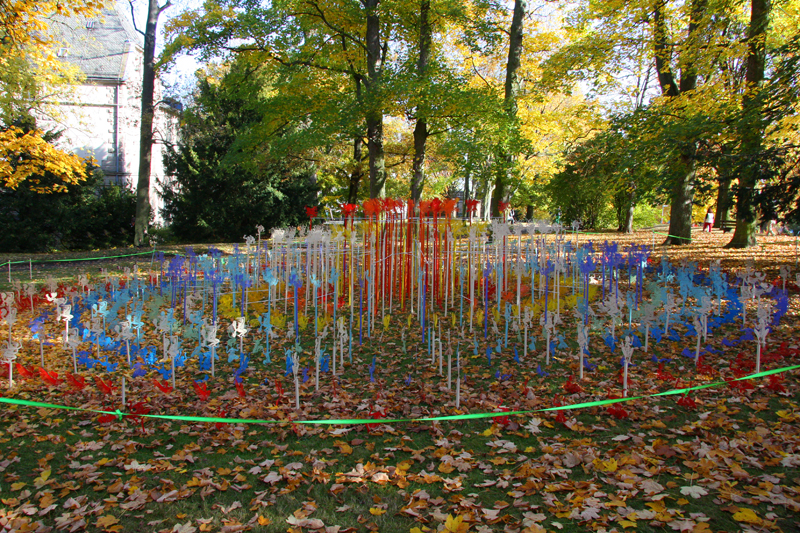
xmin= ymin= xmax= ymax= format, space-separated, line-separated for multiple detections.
xmin=703 ymin=209 xmax=714 ymax=232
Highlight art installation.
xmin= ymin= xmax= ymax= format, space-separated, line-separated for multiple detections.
xmin=1 ymin=199 xmax=796 ymax=432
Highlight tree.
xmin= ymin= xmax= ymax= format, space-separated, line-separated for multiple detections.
xmin=726 ymin=0 xmax=771 ymax=248
xmin=544 ymin=0 xmax=800 ymax=245
xmin=751 ymin=35 xmax=800 ymax=226
xmin=1 ymin=125 xmax=135 ymax=252
xmin=410 ymin=0 xmax=432 ymax=202
xmin=0 ymin=0 xmax=100 ymax=192
xmin=162 ymin=61 xmax=319 ymax=241
xmin=650 ymin=0 xmax=708 ymax=244
xmin=131 ymin=0 xmax=172 ymax=247
xmin=547 ymin=136 xmax=615 ymax=229
xmin=0 ymin=125 xmax=88 ymax=191
xmin=163 ymin=0 xmax=394 ymax=199
xmin=490 ymin=0 xmax=526 ymax=218
xmin=542 ymin=0 xmax=730 ymax=244
xmin=363 ymin=0 xmax=387 ymax=198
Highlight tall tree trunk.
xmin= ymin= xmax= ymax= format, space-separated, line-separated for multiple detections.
xmin=133 ymin=0 xmax=170 ymax=247
xmin=411 ymin=120 xmax=427 ymax=201
xmin=653 ymin=0 xmax=706 ymax=245
xmin=653 ymin=0 xmax=679 ymax=98
xmin=462 ymin=161 xmax=471 ymax=218
xmin=714 ymin=174 xmax=732 ymax=228
xmin=367 ymin=116 xmax=385 ymax=198
xmin=491 ymin=0 xmax=526 ymax=218
xmin=665 ymin=153 xmax=697 ymax=244
xmin=483 ymin=182 xmax=493 ymax=221
xmin=363 ymin=0 xmax=386 ymax=198
xmin=410 ymin=0 xmax=431 ymax=202
xmin=347 ymin=76 xmax=365 ymax=204
xmin=727 ymin=0 xmax=770 ymax=249
xmin=617 ymin=188 xmax=635 ymax=233
xmin=348 ymin=136 xmax=364 ymax=204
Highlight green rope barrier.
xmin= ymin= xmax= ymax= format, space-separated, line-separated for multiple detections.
xmin=1 ymin=365 xmax=796 ymax=426
xmin=651 ymin=231 xmax=693 ymax=241
xmin=0 ymin=248 xmax=187 ymax=270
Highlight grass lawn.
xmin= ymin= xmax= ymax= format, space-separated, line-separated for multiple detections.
xmin=1 ymin=228 xmax=799 ymax=533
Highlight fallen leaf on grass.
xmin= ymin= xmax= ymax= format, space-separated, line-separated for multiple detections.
xmin=443 ymin=514 xmax=470 ymax=533
xmin=521 ymin=526 xmax=546 ymax=533
xmin=95 ymin=514 xmax=121 ymax=532
xmin=171 ymin=522 xmax=197 ymax=533
xmin=34 ymin=468 xmax=51 ymax=487
xmin=213 ymin=501 xmax=242 ymax=514
xmin=261 ymin=471 xmax=282 ymax=484
xmin=680 ymin=486 xmax=708 ymax=499
xmin=287 ymin=515 xmax=325 ymax=529
xmin=124 ymin=460 xmax=152 ymax=472
xmin=732 ymin=508 xmax=762 ymax=525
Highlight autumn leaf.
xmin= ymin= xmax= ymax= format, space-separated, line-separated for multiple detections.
xmin=33 ymin=468 xmax=51 ymax=487
xmin=368 ymin=507 xmax=386 ymax=516
xmin=95 ymin=514 xmax=121 ymax=531
xmin=732 ymin=508 xmax=762 ymax=525
xmin=594 ymin=458 xmax=617 ymax=473
xmin=171 ymin=522 xmax=197 ymax=533
xmin=680 ymin=485 xmax=708 ymax=499
xmin=334 ymin=440 xmax=353 ymax=455
xmin=444 ymin=514 xmax=470 ymax=533
xmin=286 ymin=515 xmax=324 ymax=529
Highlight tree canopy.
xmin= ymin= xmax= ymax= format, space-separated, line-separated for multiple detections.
xmin=161 ymin=59 xmax=319 ymax=241
xmin=0 ymin=0 xmax=101 ymax=192
xmin=150 ymin=0 xmax=800 ymax=245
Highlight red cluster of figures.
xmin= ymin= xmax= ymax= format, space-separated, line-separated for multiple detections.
xmin=304 ymin=196 xmax=506 ymax=225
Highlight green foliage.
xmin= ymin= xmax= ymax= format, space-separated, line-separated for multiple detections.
xmin=0 ymin=165 xmax=135 ymax=253
xmin=632 ymin=203 xmax=665 ymax=229
xmin=161 ymin=60 xmax=319 ymax=242
xmin=546 ymin=164 xmax=612 ymax=230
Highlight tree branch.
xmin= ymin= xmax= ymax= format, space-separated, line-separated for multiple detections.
xmin=128 ymin=1 xmax=146 ymax=36
xmin=158 ymin=0 xmax=172 ymax=16
xmin=469 ymin=57 xmax=493 ymax=89
xmin=221 ymin=45 xmax=351 ymax=75
xmin=299 ymin=1 xmax=367 ymax=54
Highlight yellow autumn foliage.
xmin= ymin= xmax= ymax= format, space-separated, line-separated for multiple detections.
xmin=0 ymin=0 xmax=103 ymax=56
xmin=0 ymin=127 xmax=89 ymax=192
xmin=0 ymin=0 xmax=102 ymax=191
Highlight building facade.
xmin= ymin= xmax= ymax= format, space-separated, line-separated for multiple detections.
xmin=43 ymin=2 xmax=179 ymax=224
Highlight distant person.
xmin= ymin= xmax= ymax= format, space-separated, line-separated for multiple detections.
xmin=703 ymin=209 xmax=714 ymax=232
xmin=767 ymin=219 xmax=776 ymax=235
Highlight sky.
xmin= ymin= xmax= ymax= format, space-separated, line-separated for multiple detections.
xmin=126 ymin=0 xmax=203 ymax=101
